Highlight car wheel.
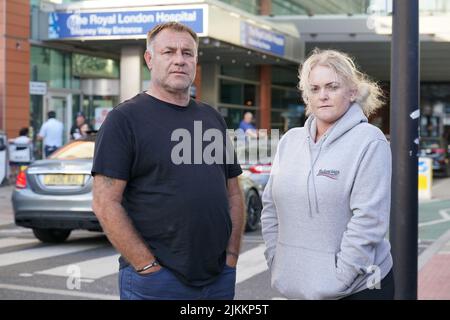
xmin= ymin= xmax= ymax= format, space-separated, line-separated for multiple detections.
xmin=32 ymin=228 xmax=71 ymax=243
xmin=245 ymin=189 xmax=262 ymax=232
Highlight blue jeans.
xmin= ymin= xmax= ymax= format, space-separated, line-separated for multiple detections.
xmin=44 ymin=145 xmax=58 ymax=157
xmin=119 ymin=264 xmax=236 ymax=300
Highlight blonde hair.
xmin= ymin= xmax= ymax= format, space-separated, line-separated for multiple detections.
xmin=146 ymin=22 xmax=199 ymax=53
xmin=298 ymin=48 xmax=384 ymax=117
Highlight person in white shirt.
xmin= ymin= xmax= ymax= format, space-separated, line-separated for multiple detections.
xmin=11 ymin=127 xmax=32 ymax=145
xmin=38 ymin=111 xmax=64 ymax=157
xmin=8 ymin=127 xmax=34 ymax=180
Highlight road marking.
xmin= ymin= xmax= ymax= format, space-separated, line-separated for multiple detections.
xmin=0 ymin=237 xmax=38 ymax=249
xmin=440 ymin=208 xmax=450 ymax=220
xmin=36 ymin=254 xmax=120 ymax=280
xmin=419 ymin=208 xmax=450 ymax=227
xmin=236 ymin=244 xmax=268 ymax=284
xmin=0 ymin=243 xmax=100 ymax=268
xmin=0 ymin=228 xmax=33 ymax=235
xmin=0 ymin=283 xmax=119 ymax=300
xmin=419 ymin=229 xmax=450 ymax=270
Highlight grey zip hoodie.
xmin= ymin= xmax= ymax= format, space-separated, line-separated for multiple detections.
xmin=261 ymin=103 xmax=393 ymax=300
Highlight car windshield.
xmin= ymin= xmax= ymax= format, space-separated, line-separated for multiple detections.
xmin=49 ymin=141 xmax=95 ymax=160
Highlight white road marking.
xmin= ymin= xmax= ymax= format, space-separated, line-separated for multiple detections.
xmin=440 ymin=208 xmax=450 ymax=220
xmin=0 ymin=283 xmax=119 ymax=300
xmin=419 ymin=208 xmax=450 ymax=227
xmin=0 ymin=237 xmax=38 ymax=249
xmin=36 ymin=254 xmax=120 ymax=280
xmin=236 ymin=244 xmax=268 ymax=284
xmin=19 ymin=273 xmax=33 ymax=277
xmin=0 ymin=243 xmax=100 ymax=268
xmin=0 ymin=228 xmax=33 ymax=236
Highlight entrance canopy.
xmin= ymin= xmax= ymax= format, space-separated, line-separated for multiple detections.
xmin=39 ymin=0 xmax=303 ymax=66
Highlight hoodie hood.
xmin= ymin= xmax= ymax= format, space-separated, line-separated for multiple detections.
xmin=304 ymin=103 xmax=368 ymax=217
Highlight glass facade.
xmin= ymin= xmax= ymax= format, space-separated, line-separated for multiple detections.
xmin=219 ymin=0 xmax=259 ymax=14
xmin=31 ymin=46 xmax=74 ymax=89
xmin=218 ymin=64 xmax=302 ymax=132
xmin=271 ymin=66 xmax=303 ymax=132
xmin=29 ymin=44 xmax=120 ymax=158
xmin=421 ymin=83 xmax=450 ymax=141
xmin=219 ymin=65 xmax=259 ymax=129
xmin=72 ymin=54 xmax=119 ymax=79
xmin=217 ymin=0 xmax=450 ymax=16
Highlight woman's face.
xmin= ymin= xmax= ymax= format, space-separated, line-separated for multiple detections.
xmin=307 ymin=65 xmax=356 ymax=129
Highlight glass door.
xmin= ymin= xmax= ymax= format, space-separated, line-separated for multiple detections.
xmin=44 ymin=93 xmax=72 ymax=146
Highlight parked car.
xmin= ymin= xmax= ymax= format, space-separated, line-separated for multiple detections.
xmin=235 ymin=137 xmax=277 ymax=194
xmin=12 ymin=136 xmax=262 ymax=243
xmin=419 ymin=137 xmax=450 ymax=177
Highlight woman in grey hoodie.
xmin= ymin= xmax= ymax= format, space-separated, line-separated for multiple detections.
xmin=261 ymin=48 xmax=394 ymax=300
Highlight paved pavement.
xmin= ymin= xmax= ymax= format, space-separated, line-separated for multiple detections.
xmin=0 ymin=183 xmax=14 ymax=227
xmin=418 ymin=177 xmax=450 ymax=299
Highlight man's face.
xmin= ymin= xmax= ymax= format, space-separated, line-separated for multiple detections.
xmin=145 ymin=29 xmax=197 ymax=94
xmin=244 ymin=113 xmax=253 ymax=123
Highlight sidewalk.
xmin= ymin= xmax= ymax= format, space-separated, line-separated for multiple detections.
xmin=418 ymin=177 xmax=450 ymax=300
xmin=0 ymin=184 xmax=14 ymax=227
xmin=418 ymin=230 xmax=450 ymax=299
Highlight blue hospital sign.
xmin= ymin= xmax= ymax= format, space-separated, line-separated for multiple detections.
xmin=240 ymin=22 xmax=285 ymax=56
xmin=48 ymin=8 xmax=204 ymax=39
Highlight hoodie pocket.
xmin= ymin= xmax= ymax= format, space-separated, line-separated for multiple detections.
xmin=271 ymin=242 xmax=351 ymax=300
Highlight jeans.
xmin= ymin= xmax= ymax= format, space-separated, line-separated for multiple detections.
xmin=44 ymin=145 xmax=58 ymax=157
xmin=119 ymin=264 xmax=236 ymax=300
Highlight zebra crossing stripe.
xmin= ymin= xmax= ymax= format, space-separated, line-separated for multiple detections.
xmin=36 ymin=254 xmax=120 ymax=280
xmin=0 ymin=237 xmax=38 ymax=249
xmin=236 ymin=244 xmax=268 ymax=284
xmin=0 ymin=283 xmax=119 ymax=300
xmin=0 ymin=243 xmax=100 ymax=268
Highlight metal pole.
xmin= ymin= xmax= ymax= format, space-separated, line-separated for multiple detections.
xmin=390 ymin=0 xmax=419 ymax=300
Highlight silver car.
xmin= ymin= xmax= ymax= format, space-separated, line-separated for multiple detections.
xmin=236 ymin=137 xmax=277 ymax=194
xmin=12 ymin=136 xmax=262 ymax=243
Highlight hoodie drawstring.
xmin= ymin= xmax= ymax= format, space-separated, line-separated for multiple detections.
xmin=307 ymin=136 xmax=325 ymax=217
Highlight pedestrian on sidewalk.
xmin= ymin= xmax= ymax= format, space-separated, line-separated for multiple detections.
xmin=261 ymin=48 xmax=394 ymax=300
xmin=92 ymin=22 xmax=244 ymax=300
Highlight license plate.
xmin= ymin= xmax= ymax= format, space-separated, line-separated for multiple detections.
xmin=43 ymin=174 xmax=85 ymax=186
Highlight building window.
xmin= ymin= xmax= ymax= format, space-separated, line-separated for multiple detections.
xmin=31 ymin=46 xmax=73 ymax=89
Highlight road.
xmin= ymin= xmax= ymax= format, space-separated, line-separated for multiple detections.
xmin=1 ymin=177 xmax=449 ymax=300
xmin=0 ymin=185 xmax=280 ymax=299
xmin=419 ymin=177 xmax=450 ymax=255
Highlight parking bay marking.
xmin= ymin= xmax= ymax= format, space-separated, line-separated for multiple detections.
xmin=0 ymin=237 xmax=39 ymax=249
xmin=0 ymin=283 xmax=119 ymax=300
xmin=236 ymin=244 xmax=268 ymax=284
xmin=0 ymin=243 xmax=100 ymax=268
xmin=35 ymin=245 xmax=270 ymax=283
xmin=35 ymin=254 xmax=120 ymax=280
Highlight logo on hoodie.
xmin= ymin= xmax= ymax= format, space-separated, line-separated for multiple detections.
xmin=317 ymin=169 xmax=340 ymax=180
